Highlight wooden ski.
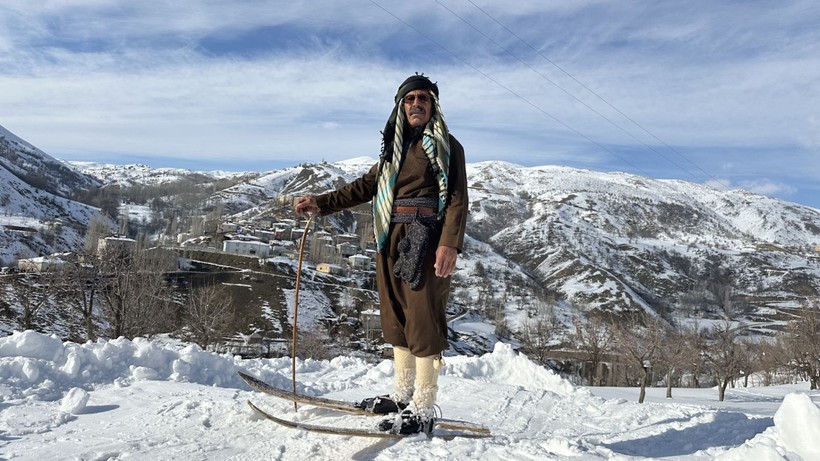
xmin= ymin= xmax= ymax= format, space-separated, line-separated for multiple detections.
xmin=238 ymin=371 xmax=491 ymax=435
xmin=247 ymin=400 xmax=491 ymax=439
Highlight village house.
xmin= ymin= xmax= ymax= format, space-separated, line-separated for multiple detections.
xmin=273 ymin=227 xmax=290 ymax=240
xmin=272 ymin=221 xmax=294 ymax=238
xmin=313 ymin=230 xmax=332 ymax=241
xmin=337 ymin=242 xmax=359 ymax=257
xmin=180 ymin=235 xmax=212 ymax=249
xmin=290 ymin=228 xmax=306 ymax=241
xmin=219 ymin=222 xmax=239 ymax=233
xmin=316 ymin=263 xmax=344 ymax=275
xmin=270 ymin=240 xmax=295 ymax=257
xmin=315 ymin=234 xmax=335 ymax=252
xmin=348 ymin=254 xmax=371 ymax=270
xmin=253 ymin=229 xmax=277 ymax=242
xmin=336 ymin=233 xmax=359 ymax=245
xmin=223 ymin=239 xmax=271 ymax=257
xmin=97 ymin=236 xmax=136 ymax=256
xmin=17 ymin=255 xmax=67 ymax=272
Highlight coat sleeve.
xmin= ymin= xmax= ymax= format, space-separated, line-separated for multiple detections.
xmin=438 ymin=135 xmax=468 ymax=252
xmin=315 ymin=162 xmax=379 ymax=214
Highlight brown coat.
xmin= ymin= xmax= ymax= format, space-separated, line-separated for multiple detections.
xmin=316 ymin=135 xmax=468 ymax=356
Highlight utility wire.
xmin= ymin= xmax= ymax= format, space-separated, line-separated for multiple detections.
xmin=368 ymin=0 xmax=652 ymax=178
xmin=435 ymin=0 xmax=704 ymax=183
xmin=463 ymin=0 xmax=720 ymax=183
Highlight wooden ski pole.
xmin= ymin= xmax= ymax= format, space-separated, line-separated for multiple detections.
xmin=291 ymin=212 xmax=315 ymax=412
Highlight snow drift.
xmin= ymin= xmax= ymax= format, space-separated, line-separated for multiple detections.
xmin=1 ymin=330 xmax=819 ymax=460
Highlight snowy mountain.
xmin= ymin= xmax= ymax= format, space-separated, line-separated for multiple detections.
xmin=0 ymin=124 xmax=101 ymax=198
xmin=213 ymin=159 xmax=820 ymax=333
xmin=1 ymin=330 xmax=819 ymax=460
xmin=0 ymin=125 xmax=106 ymax=264
xmin=5 ymin=119 xmax=820 ymax=338
xmin=467 ymin=163 xmax=820 ymax=322
xmin=72 ymin=161 xmax=258 ymax=188
xmin=208 ymin=159 xmax=374 ymax=216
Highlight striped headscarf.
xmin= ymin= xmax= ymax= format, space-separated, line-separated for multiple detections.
xmin=372 ymin=79 xmax=451 ymax=252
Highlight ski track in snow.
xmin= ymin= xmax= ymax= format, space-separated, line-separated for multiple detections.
xmin=1 ymin=331 xmax=820 ymax=460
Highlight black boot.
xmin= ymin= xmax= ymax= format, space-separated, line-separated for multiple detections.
xmin=378 ymin=409 xmax=435 ymax=435
xmin=356 ymin=395 xmax=408 ymax=414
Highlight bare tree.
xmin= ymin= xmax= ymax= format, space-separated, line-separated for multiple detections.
xmin=98 ymin=246 xmax=176 ymax=339
xmin=493 ymin=298 xmax=510 ymax=338
xmin=757 ymin=337 xmax=790 ymax=386
xmin=702 ymin=321 xmax=741 ymax=401
xmin=57 ymin=258 xmax=104 ymax=341
xmin=85 ymin=213 xmax=113 ymax=254
xmin=735 ymin=337 xmax=759 ymax=388
xmin=678 ymin=323 xmax=709 ymax=388
xmin=654 ymin=323 xmax=695 ymax=398
xmin=611 ymin=312 xmax=664 ymax=403
xmin=519 ymin=293 xmax=556 ymax=364
xmin=519 ymin=316 xmax=554 ymax=365
xmin=293 ymin=322 xmax=334 ymax=360
xmin=573 ymin=312 xmax=614 ymax=386
xmin=180 ymin=284 xmax=235 ymax=348
xmin=782 ymin=300 xmax=820 ymax=389
xmin=0 ymin=269 xmax=60 ymax=331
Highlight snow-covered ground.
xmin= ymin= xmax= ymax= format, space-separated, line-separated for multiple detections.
xmin=1 ymin=331 xmax=819 ymax=461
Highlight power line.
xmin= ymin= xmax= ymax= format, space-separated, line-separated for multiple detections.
xmin=367 ymin=0 xmax=653 ymax=178
xmin=434 ymin=0 xmax=706 ymax=183
xmin=462 ymin=0 xmax=720 ymax=183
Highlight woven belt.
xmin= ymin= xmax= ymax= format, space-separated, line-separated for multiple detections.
xmin=392 ymin=206 xmax=437 ymax=216
xmin=391 ymin=197 xmax=438 ymax=223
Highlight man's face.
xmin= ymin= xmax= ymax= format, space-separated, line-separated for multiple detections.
xmin=403 ymin=89 xmax=433 ymax=127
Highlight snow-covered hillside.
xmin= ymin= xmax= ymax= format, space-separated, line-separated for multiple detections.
xmin=213 ymin=161 xmax=371 ymax=215
xmin=5 ymin=117 xmax=820 ymax=337
xmin=0 ymin=125 xmax=105 ymax=263
xmin=1 ymin=330 xmax=818 ymax=460
xmin=0 ymin=124 xmax=100 ymax=198
xmin=218 ymin=158 xmax=820 ymax=329
xmin=72 ymin=161 xmax=255 ymax=187
xmin=468 ymin=163 xmax=820 ymax=319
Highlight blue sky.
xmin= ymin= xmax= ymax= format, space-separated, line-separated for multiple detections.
xmin=1 ymin=1 xmax=819 ymax=209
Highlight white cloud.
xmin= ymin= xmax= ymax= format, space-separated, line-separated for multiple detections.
xmin=801 ymin=116 xmax=820 ymax=151
xmin=706 ymin=178 xmax=797 ymax=198
xmin=0 ymin=0 xmax=819 ymax=208
xmin=739 ymin=179 xmax=798 ymax=197
xmin=705 ymin=179 xmax=731 ymax=191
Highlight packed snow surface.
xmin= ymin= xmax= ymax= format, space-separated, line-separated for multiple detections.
xmin=1 ymin=331 xmax=819 ymax=460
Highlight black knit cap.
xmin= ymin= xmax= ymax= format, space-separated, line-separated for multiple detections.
xmin=394 ymin=73 xmax=439 ymax=104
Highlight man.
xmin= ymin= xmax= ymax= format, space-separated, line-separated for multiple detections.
xmin=294 ymin=73 xmax=468 ymax=434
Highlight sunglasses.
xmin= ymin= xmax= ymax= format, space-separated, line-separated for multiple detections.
xmin=403 ymin=93 xmax=431 ymax=104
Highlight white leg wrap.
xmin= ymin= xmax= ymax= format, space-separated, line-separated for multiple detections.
xmin=391 ymin=346 xmax=415 ymax=403
xmin=411 ymin=355 xmax=441 ymax=415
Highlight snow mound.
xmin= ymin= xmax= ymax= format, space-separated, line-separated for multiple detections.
xmin=717 ymin=392 xmax=820 ymax=461
xmin=0 ymin=330 xmax=64 ymax=361
xmin=0 ymin=330 xmax=246 ymax=401
xmin=443 ymin=342 xmax=577 ymax=396
xmin=60 ymin=387 xmax=89 ymax=414
xmin=5 ymin=331 xmax=820 ymax=460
